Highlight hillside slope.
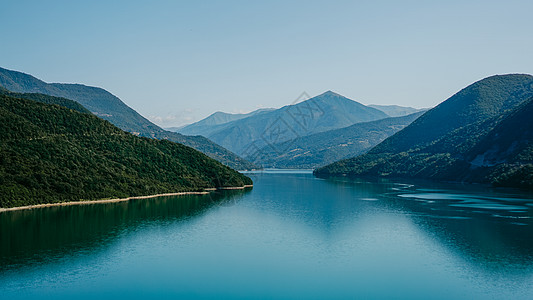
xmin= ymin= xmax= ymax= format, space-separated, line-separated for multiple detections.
xmin=0 ymin=67 xmax=256 ymax=170
xmin=0 ymin=88 xmax=90 ymax=114
xmin=315 ymin=74 xmax=533 ymax=188
xmin=249 ymin=111 xmax=424 ymax=169
xmin=190 ymin=91 xmax=388 ymax=155
xmin=0 ymin=94 xmax=252 ymax=208
xmin=178 ymin=108 xmax=275 ymax=136
xmin=369 ymin=74 xmax=533 ymax=154
xmin=465 ymin=97 xmax=533 ymax=187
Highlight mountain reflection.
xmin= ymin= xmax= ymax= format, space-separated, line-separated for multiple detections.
xmin=0 ymin=189 xmax=249 ymax=271
xmin=326 ymin=176 xmax=533 ymax=272
xmin=251 ymin=172 xmax=533 ymax=273
xmin=379 ymin=181 xmax=533 ymax=273
xmin=247 ymin=172 xmax=393 ymax=233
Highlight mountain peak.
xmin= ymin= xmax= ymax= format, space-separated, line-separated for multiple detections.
xmin=318 ymin=90 xmax=343 ymax=98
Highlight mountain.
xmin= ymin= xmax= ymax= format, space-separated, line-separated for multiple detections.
xmin=458 ymin=97 xmax=533 ymax=187
xmin=178 ymin=91 xmax=389 ymax=156
xmin=371 ymin=74 xmax=533 ymax=154
xmin=0 ymin=93 xmax=252 ymax=208
xmin=0 ymin=88 xmax=91 ymax=114
xmin=368 ymin=104 xmax=427 ymax=117
xmin=248 ymin=111 xmax=424 ymax=169
xmin=0 ymin=67 xmax=256 ymax=170
xmin=165 ymin=125 xmax=187 ymax=132
xmin=178 ymin=108 xmax=275 ymax=136
xmin=315 ymin=74 xmax=533 ymax=188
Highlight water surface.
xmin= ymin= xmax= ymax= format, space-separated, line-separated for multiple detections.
xmin=1 ymin=171 xmax=532 ymax=299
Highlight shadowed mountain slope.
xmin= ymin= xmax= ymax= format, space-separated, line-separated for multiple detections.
xmin=0 ymin=67 xmax=256 ymax=170
xmin=315 ymin=74 xmax=533 ymax=188
xmin=178 ymin=91 xmax=389 ymax=155
xmin=249 ymin=111 xmax=424 ymax=169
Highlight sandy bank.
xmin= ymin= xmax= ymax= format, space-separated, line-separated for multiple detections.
xmin=0 ymin=185 xmax=253 ymax=213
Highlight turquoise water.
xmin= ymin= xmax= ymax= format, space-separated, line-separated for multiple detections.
xmin=1 ymin=170 xmax=532 ymax=299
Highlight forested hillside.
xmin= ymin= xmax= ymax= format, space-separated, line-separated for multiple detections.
xmin=0 ymin=88 xmax=91 ymax=113
xmin=186 ymin=91 xmax=389 ymax=155
xmin=249 ymin=111 xmax=424 ymax=169
xmin=0 ymin=94 xmax=251 ymax=208
xmin=0 ymin=67 xmax=256 ymax=170
xmin=315 ymin=74 xmax=533 ymax=188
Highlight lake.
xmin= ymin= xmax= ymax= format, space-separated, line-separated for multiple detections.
xmin=1 ymin=170 xmax=532 ymax=299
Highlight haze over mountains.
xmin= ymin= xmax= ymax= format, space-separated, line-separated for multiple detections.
xmin=175 ymin=91 xmax=426 ymax=168
xmin=368 ymin=105 xmax=426 ymax=117
xmin=175 ymin=91 xmax=403 ymax=155
xmin=0 ymin=66 xmax=425 ymax=172
xmin=0 ymin=67 xmax=255 ymax=170
xmin=250 ymin=111 xmax=425 ymax=169
xmin=315 ymin=74 xmax=533 ymax=188
xmin=3 ymin=65 xmax=530 ymax=189
xmin=178 ymin=108 xmax=276 ymax=136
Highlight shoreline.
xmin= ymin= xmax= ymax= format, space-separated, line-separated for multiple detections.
xmin=219 ymin=184 xmax=254 ymax=190
xmin=0 ymin=185 xmax=253 ymax=213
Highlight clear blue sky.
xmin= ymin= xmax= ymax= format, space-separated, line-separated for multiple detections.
xmin=1 ymin=0 xmax=532 ymax=127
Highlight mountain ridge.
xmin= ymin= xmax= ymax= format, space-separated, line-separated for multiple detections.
xmin=0 ymin=93 xmax=252 ymax=208
xmin=368 ymin=104 xmax=427 ymax=117
xmin=0 ymin=67 xmax=256 ymax=170
xmin=178 ymin=108 xmax=275 ymax=136
xmin=315 ymin=74 xmax=533 ymax=188
xmin=369 ymin=74 xmax=533 ymax=154
xmin=248 ymin=111 xmax=425 ymax=169
xmin=178 ymin=90 xmax=389 ymax=155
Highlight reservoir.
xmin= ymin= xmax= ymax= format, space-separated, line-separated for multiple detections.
xmin=1 ymin=170 xmax=532 ymax=299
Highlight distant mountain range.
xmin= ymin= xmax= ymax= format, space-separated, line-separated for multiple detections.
xmin=368 ymin=104 xmax=427 ymax=117
xmin=315 ymin=74 xmax=533 ymax=188
xmin=175 ymin=92 xmax=426 ymax=168
xmin=175 ymin=91 xmax=393 ymax=155
xmin=178 ymin=108 xmax=275 ymax=136
xmin=0 ymin=67 xmax=256 ymax=170
xmin=0 ymin=92 xmax=251 ymax=208
xmin=250 ymin=111 xmax=425 ymax=169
